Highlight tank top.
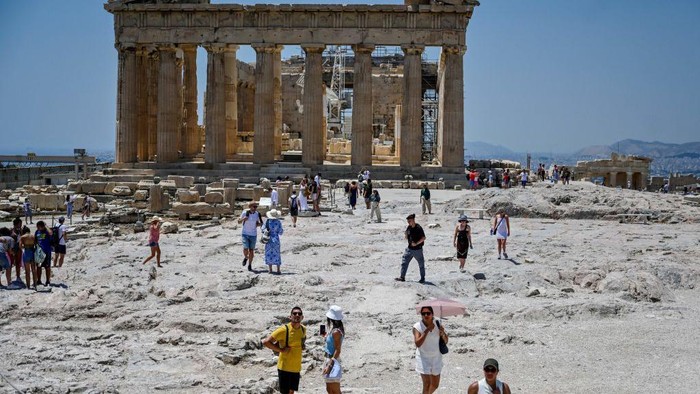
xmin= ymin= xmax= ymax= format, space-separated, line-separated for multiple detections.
xmin=456 ymin=225 xmax=469 ymax=248
xmin=325 ymin=328 xmax=343 ymax=357
xmin=148 ymin=225 xmax=160 ymax=243
xmin=477 ymin=378 xmax=504 ymax=394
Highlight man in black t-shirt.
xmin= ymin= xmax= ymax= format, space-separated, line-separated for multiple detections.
xmin=395 ymin=213 xmax=427 ymax=283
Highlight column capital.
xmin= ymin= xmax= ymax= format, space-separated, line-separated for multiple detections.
xmin=203 ymin=43 xmax=227 ymax=53
xmin=180 ymin=43 xmax=199 ymax=52
xmin=443 ymin=45 xmax=466 ymax=56
xmin=116 ymin=42 xmax=137 ymax=52
xmin=251 ymin=43 xmax=278 ymax=53
xmin=353 ymin=44 xmax=375 ymax=54
xmin=301 ymin=43 xmax=326 ymax=54
xmin=156 ymin=44 xmax=179 ymax=53
xmin=401 ymin=44 xmax=425 ymax=55
xmin=224 ymin=44 xmax=240 ymax=53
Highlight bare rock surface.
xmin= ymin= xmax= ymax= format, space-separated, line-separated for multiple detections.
xmin=1 ymin=182 xmax=699 ymax=392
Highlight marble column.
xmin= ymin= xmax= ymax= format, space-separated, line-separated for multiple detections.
xmin=115 ymin=43 xmax=138 ymax=163
xmin=400 ymin=45 xmax=424 ymax=168
xmin=147 ymin=48 xmax=159 ymax=160
xmin=238 ymin=82 xmax=255 ymax=134
xmin=439 ymin=45 xmax=466 ymax=168
xmin=182 ymin=44 xmax=199 ymax=159
xmin=252 ymin=43 xmax=276 ymax=164
xmin=224 ymin=45 xmax=239 ymax=159
xmin=273 ymin=45 xmax=284 ymax=159
xmin=302 ymin=44 xmax=326 ymax=166
xmin=157 ymin=45 xmax=179 ymax=163
xmin=175 ymin=54 xmax=184 ymax=158
xmin=351 ymin=44 xmax=374 ymax=167
xmin=204 ymin=44 xmax=227 ymax=164
xmin=136 ymin=47 xmax=149 ymax=161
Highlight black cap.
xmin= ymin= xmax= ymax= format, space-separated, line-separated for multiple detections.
xmin=483 ymin=358 xmax=499 ymax=370
xmin=406 ymin=214 xmax=416 ymax=220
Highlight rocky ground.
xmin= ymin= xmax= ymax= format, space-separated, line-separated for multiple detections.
xmin=1 ymin=181 xmax=699 ymax=393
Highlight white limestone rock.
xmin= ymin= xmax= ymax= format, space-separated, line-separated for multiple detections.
xmin=161 ymin=221 xmax=179 ymax=234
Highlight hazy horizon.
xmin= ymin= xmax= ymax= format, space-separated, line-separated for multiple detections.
xmin=1 ymin=0 xmax=699 ymax=154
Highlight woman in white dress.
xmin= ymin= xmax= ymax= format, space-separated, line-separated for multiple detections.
xmin=492 ymin=208 xmax=511 ymax=259
xmin=298 ymin=177 xmax=310 ymax=211
xmin=413 ymin=306 xmax=448 ymax=394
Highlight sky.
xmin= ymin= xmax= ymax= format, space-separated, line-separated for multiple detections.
xmin=0 ymin=0 xmax=698 ymax=155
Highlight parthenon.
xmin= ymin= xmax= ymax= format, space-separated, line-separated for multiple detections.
xmin=105 ymin=0 xmax=479 ymax=182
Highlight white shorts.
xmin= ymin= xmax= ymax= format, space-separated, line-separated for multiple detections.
xmin=416 ymin=353 xmax=442 ymax=375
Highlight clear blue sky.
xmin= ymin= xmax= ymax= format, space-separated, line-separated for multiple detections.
xmin=1 ymin=0 xmax=698 ymax=155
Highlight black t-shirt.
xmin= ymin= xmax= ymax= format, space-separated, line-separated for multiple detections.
xmin=406 ymin=224 xmax=425 ymax=250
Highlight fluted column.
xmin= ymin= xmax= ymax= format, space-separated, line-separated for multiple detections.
xmin=351 ymin=44 xmax=375 ymax=167
xmin=204 ymin=43 xmax=227 ymax=164
xmin=182 ymin=44 xmax=199 ymax=159
xmin=136 ymin=47 xmax=149 ymax=161
xmin=157 ymin=45 xmax=179 ymax=163
xmin=400 ymin=45 xmax=424 ymax=168
xmin=175 ymin=54 xmax=184 ymax=158
xmin=439 ymin=45 xmax=466 ymax=168
xmin=273 ymin=45 xmax=284 ymax=159
xmin=147 ymin=48 xmax=159 ymax=160
xmin=224 ymin=45 xmax=239 ymax=159
xmin=115 ymin=43 xmax=138 ymax=163
xmin=302 ymin=44 xmax=326 ymax=166
xmin=252 ymin=43 xmax=276 ymax=164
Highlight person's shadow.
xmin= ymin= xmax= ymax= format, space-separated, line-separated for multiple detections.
xmin=506 ymin=258 xmax=521 ymax=266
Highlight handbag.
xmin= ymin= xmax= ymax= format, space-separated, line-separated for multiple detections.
xmin=260 ymin=220 xmax=271 ymax=244
xmin=491 ymin=217 xmax=505 ymax=236
xmin=324 ymin=358 xmax=342 ymax=380
xmin=34 ymin=245 xmax=46 ymax=264
xmin=435 ymin=320 xmax=448 ymax=355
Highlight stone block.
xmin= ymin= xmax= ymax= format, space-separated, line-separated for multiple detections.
xmin=222 ymin=178 xmax=239 ymax=188
xmin=81 ymin=182 xmax=108 ymax=195
xmin=237 ymin=188 xmax=254 ymax=200
xmin=172 ymin=202 xmax=232 ymax=217
xmin=161 ymin=221 xmax=178 ymax=234
xmin=177 ymin=190 xmax=200 ymax=203
xmin=1 ymin=190 xmax=13 ymax=198
xmin=28 ymin=194 xmax=66 ymax=210
xmin=138 ymin=180 xmax=154 ymax=190
xmin=253 ymin=186 xmax=264 ymax=202
xmin=134 ymin=190 xmax=148 ymax=201
xmin=167 ymin=175 xmax=195 ymax=188
xmin=0 ymin=200 xmax=21 ymax=212
xmin=159 ymin=180 xmax=178 ymax=193
xmin=149 ymin=185 xmax=164 ymax=212
xmin=204 ymin=192 xmax=224 ymax=204
xmin=111 ymin=185 xmax=133 ymax=196
xmin=208 ymin=181 xmax=223 ymax=189
xmin=223 ymin=188 xmax=237 ymax=207
xmin=193 ymin=184 xmax=207 ymax=197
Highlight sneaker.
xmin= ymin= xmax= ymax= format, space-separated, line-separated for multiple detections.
xmin=394 ymin=277 xmax=405 ymax=282
xmin=242 ymin=258 xmax=247 ymax=266
xmin=503 ymin=253 xmax=509 ymax=259
xmin=247 ymin=265 xmax=253 ymax=272
xmin=419 ymin=278 xmax=425 ymax=284
xmin=498 ymin=255 xmax=502 ymax=260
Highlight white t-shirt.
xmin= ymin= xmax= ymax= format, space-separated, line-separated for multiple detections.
xmin=271 ymin=189 xmax=279 ymax=205
xmin=58 ymin=224 xmax=68 ymax=246
xmin=239 ymin=210 xmax=261 ymax=236
xmin=413 ymin=320 xmax=441 ymax=358
xmin=477 ymin=378 xmax=504 ymax=394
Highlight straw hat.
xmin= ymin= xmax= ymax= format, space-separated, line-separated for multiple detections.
xmin=151 ymin=216 xmax=162 ymax=223
xmin=326 ymin=305 xmax=344 ymax=321
xmin=266 ymin=209 xmax=281 ymax=219
xmin=249 ymin=201 xmax=259 ymax=208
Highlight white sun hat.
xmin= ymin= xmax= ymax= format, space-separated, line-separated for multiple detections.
xmin=266 ymin=209 xmax=281 ymax=219
xmin=326 ymin=305 xmax=344 ymax=321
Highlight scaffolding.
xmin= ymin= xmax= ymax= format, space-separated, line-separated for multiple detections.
xmin=421 ymin=89 xmax=439 ymax=162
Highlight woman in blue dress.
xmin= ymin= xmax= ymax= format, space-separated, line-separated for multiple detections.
xmin=264 ymin=209 xmax=284 ymax=274
xmin=349 ymin=181 xmax=359 ymax=210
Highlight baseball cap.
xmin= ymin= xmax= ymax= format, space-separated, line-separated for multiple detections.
xmin=483 ymin=358 xmax=499 ymax=370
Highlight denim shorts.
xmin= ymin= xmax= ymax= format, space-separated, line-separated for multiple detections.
xmin=23 ymin=249 xmax=35 ymax=264
xmin=0 ymin=254 xmax=10 ymax=270
xmin=242 ymin=234 xmax=257 ymax=249
xmin=148 ymin=242 xmax=159 ymax=247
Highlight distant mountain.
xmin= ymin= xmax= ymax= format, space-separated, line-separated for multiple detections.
xmin=575 ymin=139 xmax=700 ymax=158
xmin=464 ymin=141 xmax=516 ymax=160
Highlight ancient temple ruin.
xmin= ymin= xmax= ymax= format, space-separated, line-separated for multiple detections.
xmin=105 ymin=0 xmax=478 ymax=183
xmin=574 ymin=153 xmax=652 ymax=190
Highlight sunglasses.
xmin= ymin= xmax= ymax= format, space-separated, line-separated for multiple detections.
xmin=421 ymin=312 xmax=433 ymax=316
xmin=484 ymin=367 xmax=497 ymax=373
xmin=291 ymin=312 xmax=303 ymax=316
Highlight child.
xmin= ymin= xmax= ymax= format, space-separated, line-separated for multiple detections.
xmin=142 ymin=217 xmax=162 ymax=267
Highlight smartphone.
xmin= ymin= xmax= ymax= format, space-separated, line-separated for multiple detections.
xmin=320 ymin=324 xmax=326 ymax=336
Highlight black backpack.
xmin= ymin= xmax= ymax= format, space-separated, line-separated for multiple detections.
xmin=51 ymin=226 xmax=62 ymax=248
xmin=290 ymin=196 xmax=298 ymax=209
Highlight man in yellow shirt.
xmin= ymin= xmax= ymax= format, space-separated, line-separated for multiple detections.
xmin=262 ymin=306 xmax=307 ymax=394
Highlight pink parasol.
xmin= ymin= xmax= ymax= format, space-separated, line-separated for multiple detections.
xmin=415 ymin=298 xmax=466 ymax=318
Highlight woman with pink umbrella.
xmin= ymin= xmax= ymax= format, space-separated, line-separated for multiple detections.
xmin=413 ymin=305 xmax=449 ymax=394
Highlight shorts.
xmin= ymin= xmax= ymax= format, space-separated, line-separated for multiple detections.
xmin=323 ymin=357 xmax=342 ymax=383
xmin=242 ymin=234 xmax=257 ymax=250
xmin=416 ymin=352 xmax=443 ymax=375
xmin=22 ymin=249 xmax=35 ymax=264
xmin=40 ymin=251 xmax=52 ymax=268
xmin=0 ymin=254 xmax=10 ymax=270
xmin=55 ymin=244 xmax=67 ymax=254
xmin=148 ymin=242 xmax=159 ymax=247
xmin=278 ymin=369 xmax=300 ymax=393
xmin=289 ymin=208 xmax=298 ymax=217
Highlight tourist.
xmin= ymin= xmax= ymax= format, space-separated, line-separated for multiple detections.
xmin=34 ymin=221 xmax=53 ymax=286
xmin=23 ymin=197 xmax=33 ymax=224
xmin=82 ymin=193 xmax=95 ymax=220
xmin=420 ymin=184 xmax=432 ymax=214
xmin=142 ymin=217 xmax=162 ymax=267
xmin=562 ymin=167 xmax=571 ymax=185
xmin=362 ymin=168 xmax=370 ymax=182
xmin=470 ymin=170 xmax=478 ymax=190
xmin=343 ymin=182 xmax=351 ymax=206
xmin=413 ymin=306 xmax=448 ymax=394
xmin=313 ymin=172 xmax=323 ymax=214
xmin=502 ymin=170 xmax=510 ymax=189
xmin=299 ymin=177 xmax=310 ymax=211
xmin=261 ymin=306 xmax=307 ymax=394
xmin=323 ymin=305 xmax=345 ymax=394
xmin=363 ymin=179 xmax=373 ymax=209
xmin=264 ymin=209 xmax=284 ymax=275
xmin=395 ymin=214 xmax=427 ymax=283
xmin=239 ymin=201 xmax=262 ymax=271
xmin=10 ymin=217 xmax=24 ymax=282
xmin=467 ymin=358 xmax=511 ymax=394
xmin=369 ymin=189 xmax=382 ymax=223
xmin=520 ymin=170 xmax=528 ymax=188
xmin=453 ymin=215 xmax=473 ymax=272
xmin=552 ymin=165 xmax=560 ymax=184
xmin=65 ymin=194 xmax=75 ymax=224
xmin=349 ymin=181 xmax=359 ymax=210
xmin=487 ymin=171 xmax=494 ymax=188
xmin=271 ymin=187 xmax=279 ymax=209
xmin=288 ymin=190 xmax=299 ymax=228
xmin=0 ymin=228 xmax=15 ymax=288
xmin=19 ymin=226 xmax=37 ymax=289
xmin=52 ymin=217 xmax=68 ymax=268
xmin=492 ymin=208 xmax=510 ymax=259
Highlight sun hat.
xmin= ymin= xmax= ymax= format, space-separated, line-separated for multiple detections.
xmin=458 ymin=214 xmax=469 ymax=222
xmin=326 ymin=305 xmax=344 ymax=321
xmin=483 ymin=358 xmax=499 ymax=370
xmin=151 ymin=216 xmax=162 ymax=223
xmin=266 ymin=209 xmax=281 ymax=219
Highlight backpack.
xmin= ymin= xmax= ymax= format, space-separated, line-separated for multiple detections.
xmin=271 ymin=324 xmax=306 ymax=355
xmin=290 ymin=196 xmax=298 ymax=210
xmin=51 ymin=226 xmax=62 ymax=248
